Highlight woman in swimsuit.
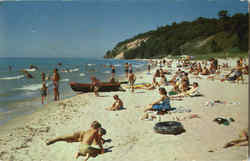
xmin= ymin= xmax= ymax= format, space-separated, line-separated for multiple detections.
xmin=144 ymin=88 xmax=171 ymax=112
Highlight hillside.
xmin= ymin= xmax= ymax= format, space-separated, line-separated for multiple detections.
xmin=104 ymin=10 xmax=248 ymax=59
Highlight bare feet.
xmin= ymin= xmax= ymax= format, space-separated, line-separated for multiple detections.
xmin=74 ymin=152 xmax=80 ymax=159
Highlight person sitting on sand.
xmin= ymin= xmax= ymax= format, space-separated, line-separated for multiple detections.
xmin=200 ymin=66 xmax=210 ymax=75
xmin=75 ymin=121 xmax=105 ymax=161
xmin=91 ymin=76 xmax=101 ymax=96
xmin=179 ymin=78 xmax=189 ymax=93
xmin=243 ymin=64 xmax=248 ymax=75
xmin=41 ymin=82 xmax=48 ymax=104
xmin=168 ymin=74 xmax=178 ymax=84
xmin=168 ymin=82 xmax=181 ymax=96
xmin=189 ymin=65 xmax=195 ymax=74
xmin=175 ymin=82 xmax=200 ymax=97
xmin=158 ymin=74 xmax=168 ymax=86
xmin=46 ymin=127 xmax=106 ymax=146
xmin=182 ymin=72 xmax=190 ymax=86
xmin=106 ymin=95 xmax=124 ymax=111
xmin=197 ymin=63 xmax=202 ymax=72
xmin=128 ymin=70 xmax=136 ymax=92
xmin=144 ymin=88 xmax=171 ymax=112
xmin=221 ymin=60 xmax=244 ymax=82
xmin=176 ymin=68 xmax=182 ymax=75
xmin=143 ymin=77 xmax=158 ymax=90
xmin=153 ymin=69 xmax=161 ymax=78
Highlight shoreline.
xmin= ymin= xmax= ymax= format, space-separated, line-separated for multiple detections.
xmin=0 ymin=57 xmax=248 ymax=161
xmin=0 ymin=59 xmax=148 ymax=127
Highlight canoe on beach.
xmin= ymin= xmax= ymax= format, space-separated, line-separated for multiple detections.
xmin=69 ymin=81 xmax=123 ymax=92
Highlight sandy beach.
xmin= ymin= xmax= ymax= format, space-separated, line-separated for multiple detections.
xmin=0 ymin=58 xmax=248 ymax=161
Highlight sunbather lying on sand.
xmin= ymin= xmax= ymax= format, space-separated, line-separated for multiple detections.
xmin=223 ymin=128 xmax=248 ymax=148
xmin=106 ymin=95 xmax=123 ymax=111
xmin=221 ymin=60 xmax=244 ymax=82
xmin=46 ymin=127 xmax=106 ymax=145
xmin=47 ymin=121 xmax=105 ymax=161
xmin=173 ymin=82 xmax=200 ymax=97
xmin=75 ymin=121 xmax=105 ymax=161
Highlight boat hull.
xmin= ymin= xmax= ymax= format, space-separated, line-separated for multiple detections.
xmin=70 ymin=82 xmax=122 ymax=93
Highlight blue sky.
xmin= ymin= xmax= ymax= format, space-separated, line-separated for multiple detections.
xmin=0 ymin=0 xmax=248 ymax=58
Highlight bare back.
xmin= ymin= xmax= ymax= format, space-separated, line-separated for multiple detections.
xmin=81 ymin=129 xmax=98 ymax=145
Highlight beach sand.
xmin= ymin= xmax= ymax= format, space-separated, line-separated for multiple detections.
xmin=0 ymin=58 xmax=248 ymax=161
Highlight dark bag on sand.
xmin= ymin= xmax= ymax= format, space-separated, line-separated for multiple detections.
xmin=154 ymin=121 xmax=185 ymax=135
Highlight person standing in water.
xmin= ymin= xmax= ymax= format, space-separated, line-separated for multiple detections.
xmin=128 ymin=70 xmax=136 ymax=93
xmin=111 ymin=65 xmax=116 ymax=78
xmin=41 ymin=82 xmax=48 ymax=104
xmin=8 ymin=65 xmax=12 ymax=72
xmin=124 ymin=63 xmax=129 ymax=78
xmin=41 ymin=72 xmax=46 ymax=83
xmin=52 ymin=68 xmax=60 ymax=101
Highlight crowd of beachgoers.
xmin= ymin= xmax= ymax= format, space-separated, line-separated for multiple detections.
xmin=0 ymin=56 xmax=248 ymax=161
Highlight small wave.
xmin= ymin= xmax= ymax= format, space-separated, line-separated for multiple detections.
xmin=80 ymin=73 xmax=85 ymax=77
xmin=61 ymin=78 xmax=70 ymax=82
xmin=88 ymin=64 xmax=96 ymax=66
xmin=16 ymin=83 xmax=42 ymax=91
xmin=69 ymin=68 xmax=79 ymax=72
xmin=0 ymin=75 xmax=24 ymax=80
xmin=104 ymin=71 xmax=111 ymax=74
xmin=133 ymin=64 xmax=144 ymax=68
xmin=25 ymin=68 xmax=37 ymax=72
xmin=113 ymin=64 xmax=121 ymax=67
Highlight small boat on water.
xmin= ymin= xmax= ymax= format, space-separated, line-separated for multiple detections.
xmin=70 ymin=82 xmax=123 ymax=93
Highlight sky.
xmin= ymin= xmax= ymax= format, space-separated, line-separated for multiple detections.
xmin=0 ymin=0 xmax=248 ymax=58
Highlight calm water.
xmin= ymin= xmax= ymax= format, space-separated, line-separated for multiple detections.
xmin=0 ymin=57 xmax=147 ymax=125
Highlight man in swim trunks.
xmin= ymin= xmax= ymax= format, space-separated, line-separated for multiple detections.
xmin=75 ymin=121 xmax=105 ymax=161
xmin=52 ymin=68 xmax=60 ymax=101
xmin=128 ymin=70 xmax=136 ymax=92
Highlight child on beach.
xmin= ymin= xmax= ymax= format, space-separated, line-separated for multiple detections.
xmin=91 ymin=76 xmax=101 ymax=96
xmin=106 ymin=95 xmax=124 ymax=111
xmin=41 ymin=83 xmax=48 ymax=104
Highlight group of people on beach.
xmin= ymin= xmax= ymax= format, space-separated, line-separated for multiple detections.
xmin=40 ymin=68 xmax=61 ymax=104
